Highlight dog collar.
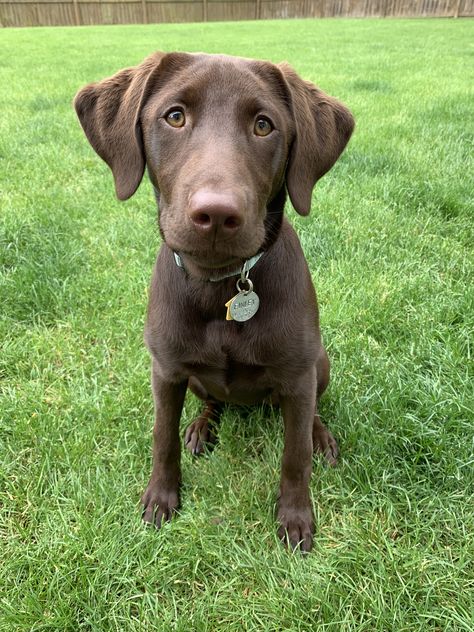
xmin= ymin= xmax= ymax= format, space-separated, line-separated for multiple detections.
xmin=173 ymin=251 xmax=264 ymax=282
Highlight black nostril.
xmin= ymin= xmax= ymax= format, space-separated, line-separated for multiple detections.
xmin=190 ymin=210 xmax=242 ymax=232
xmin=192 ymin=212 xmax=212 ymax=227
xmin=223 ymin=216 xmax=241 ymax=230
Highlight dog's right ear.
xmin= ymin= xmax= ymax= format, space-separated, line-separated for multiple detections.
xmin=74 ymin=52 xmax=166 ymax=200
xmin=74 ymin=52 xmax=167 ymax=201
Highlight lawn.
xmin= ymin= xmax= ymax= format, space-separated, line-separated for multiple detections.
xmin=1 ymin=17 xmax=473 ymax=631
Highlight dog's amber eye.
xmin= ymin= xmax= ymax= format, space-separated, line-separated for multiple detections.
xmin=254 ymin=117 xmax=273 ymax=137
xmin=166 ymin=109 xmax=185 ymax=128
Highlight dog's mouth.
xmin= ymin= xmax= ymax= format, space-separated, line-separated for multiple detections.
xmin=174 ymin=250 xmax=247 ymax=280
xmin=159 ymin=202 xmax=270 ymax=279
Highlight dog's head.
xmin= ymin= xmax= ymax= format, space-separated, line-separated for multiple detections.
xmin=75 ymin=52 xmax=354 ymax=277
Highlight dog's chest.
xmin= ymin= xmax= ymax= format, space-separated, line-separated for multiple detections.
xmin=182 ymin=319 xmax=259 ymax=373
xmin=179 ymin=319 xmax=275 ymax=402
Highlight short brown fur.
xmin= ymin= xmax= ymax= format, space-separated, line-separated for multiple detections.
xmin=74 ymin=52 xmax=354 ymax=552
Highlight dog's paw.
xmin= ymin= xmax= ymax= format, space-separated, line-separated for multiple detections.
xmin=184 ymin=415 xmax=217 ymax=456
xmin=277 ymin=501 xmax=314 ymax=553
xmin=313 ymin=416 xmax=338 ymax=467
xmin=141 ymin=482 xmax=179 ymax=529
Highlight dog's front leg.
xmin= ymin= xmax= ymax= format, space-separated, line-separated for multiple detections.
xmin=142 ymin=359 xmax=187 ymax=528
xmin=277 ymin=367 xmax=316 ymax=552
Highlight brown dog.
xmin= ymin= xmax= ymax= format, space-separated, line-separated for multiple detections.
xmin=74 ymin=52 xmax=354 ymax=552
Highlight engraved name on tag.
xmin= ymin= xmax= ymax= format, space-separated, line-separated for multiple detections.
xmin=229 ymin=291 xmax=260 ymax=322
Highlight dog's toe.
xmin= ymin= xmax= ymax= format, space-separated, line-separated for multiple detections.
xmin=313 ymin=415 xmax=338 ymax=467
xmin=184 ymin=416 xmax=217 ymax=456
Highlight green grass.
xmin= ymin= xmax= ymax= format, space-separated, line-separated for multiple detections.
xmin=1 ymin=17 xmax=473 ymax=631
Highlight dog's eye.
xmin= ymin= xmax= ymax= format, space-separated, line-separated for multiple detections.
xmin=166 ymin=109 xmax=185 ymax=128
xmin=254 ymin=117 xmax=273 ymax=137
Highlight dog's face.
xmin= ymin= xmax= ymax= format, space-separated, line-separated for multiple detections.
xmin=75 ymin=52 xmax=354 ymax=276
xmin=141 ymin=54 xmax=293 ymax=269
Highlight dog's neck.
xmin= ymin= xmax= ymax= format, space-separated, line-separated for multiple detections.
xmin=173 ymin=250 xmax=264 ymax=282
xmin=261 ymin=185 xmax=286 ymax=252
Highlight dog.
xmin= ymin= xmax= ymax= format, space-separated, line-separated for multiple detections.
xmin=74 ymin=51 xmax=354 ymax=552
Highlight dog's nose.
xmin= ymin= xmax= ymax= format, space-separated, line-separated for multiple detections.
xmin=188 ymin=190 xmax=243 ymax=235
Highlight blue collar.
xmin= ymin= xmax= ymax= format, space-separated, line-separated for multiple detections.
xmin=173 ymin=251 xmax=264 ymax=282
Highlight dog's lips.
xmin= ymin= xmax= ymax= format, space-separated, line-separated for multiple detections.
xmin=168 ymin=244 xmax=266 ymax=280
xmin=166 ymin=237 xmax=262 ymax=269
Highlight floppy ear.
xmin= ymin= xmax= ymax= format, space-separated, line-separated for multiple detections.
xmin=74 ymin=52 xmax=166 ymax=201
xmin=279 ymin=63 xmax=355 ymax=216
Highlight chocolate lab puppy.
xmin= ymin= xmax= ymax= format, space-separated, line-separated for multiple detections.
xmin=74 ymin=52 xmax=354 ymax=551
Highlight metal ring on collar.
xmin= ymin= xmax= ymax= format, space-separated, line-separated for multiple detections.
xmin=236 ymin=278 xmax=253 ymax=294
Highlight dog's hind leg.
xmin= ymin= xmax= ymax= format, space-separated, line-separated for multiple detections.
xmin=312 ymin=410 xmax=338 ymax=467
xmin=313 ymin=346 xmax=338 ymax=466
xmin=316 ymin=345 xmax=330 ymax=399
xmin=185 ymin=377 xmax=223 ymax=456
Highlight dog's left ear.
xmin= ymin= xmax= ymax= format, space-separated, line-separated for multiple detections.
xmin=279 ymin=63 xmax=355 ymax=216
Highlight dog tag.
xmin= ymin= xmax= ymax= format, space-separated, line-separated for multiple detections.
xmin=225 ymin=268 xmax=260 ymax=322
xmin=225 ymin=296 xmax=236 ymax=321
xmin=225 ymin=290 xmax=260 ymax=322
